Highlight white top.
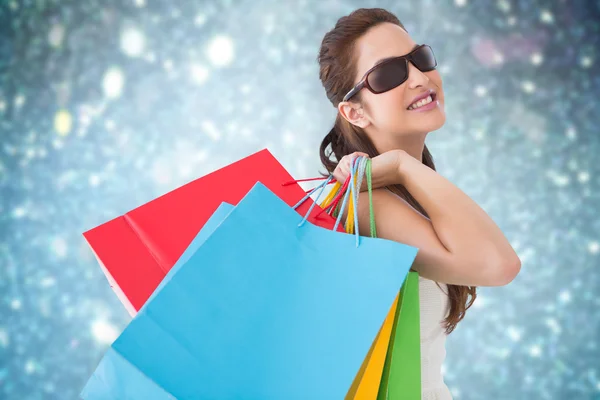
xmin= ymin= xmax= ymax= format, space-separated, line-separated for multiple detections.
xmin=419 ymin=275 xmax=453 ymax=400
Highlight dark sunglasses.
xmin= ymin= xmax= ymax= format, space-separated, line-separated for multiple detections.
xmin=343 ymin=44 xmax=437 ymax=102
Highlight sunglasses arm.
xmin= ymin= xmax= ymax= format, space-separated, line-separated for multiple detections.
xmin=342 ymin=80 xmax=366 ymax=102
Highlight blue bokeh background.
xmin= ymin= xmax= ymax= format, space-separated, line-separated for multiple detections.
xmin=0 ymin=0 xmax=599 ymax=399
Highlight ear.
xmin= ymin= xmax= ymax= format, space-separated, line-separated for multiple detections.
xmin=338 ymin=101 xmax=370 ymax=129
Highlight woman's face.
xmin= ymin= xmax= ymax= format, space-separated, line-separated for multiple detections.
xmin=341 ymin=23 xmax=446 ymax=138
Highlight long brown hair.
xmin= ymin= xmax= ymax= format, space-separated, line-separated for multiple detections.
xmin=317 ymin=8 xmax=476 ymax=334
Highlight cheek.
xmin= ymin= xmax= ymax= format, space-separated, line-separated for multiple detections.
xmin=428 ymin=70 xmax=444 ymax=102
xmin=367 ymin=90 xmax=406 ymax=126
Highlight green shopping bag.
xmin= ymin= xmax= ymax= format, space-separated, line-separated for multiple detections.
xmin=377 ymin=271 xmax=421 ymax=399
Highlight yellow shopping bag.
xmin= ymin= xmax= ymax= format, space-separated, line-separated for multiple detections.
xmin=346 ymin=295 xmax=399 ymax=399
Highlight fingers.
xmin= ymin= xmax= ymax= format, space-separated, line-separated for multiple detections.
xmin=333 ymin=164 xmax=349 ymax=184
xmin=349 ymin=152 xmax=369 ymax=162
xmin=346 ymin=152 xmax=369 ymax=168
xmin=334 ymin=152 xmax=370 ymax=182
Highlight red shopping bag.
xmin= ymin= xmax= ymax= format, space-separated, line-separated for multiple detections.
xmin=84 ymin=149 xmax=342 ymax=315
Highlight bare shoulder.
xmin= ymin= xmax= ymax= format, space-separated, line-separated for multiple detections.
xmin=356 ymin=188 xmax=432 ymax=231
xmin=355 ymin=188 xmax=458 ymax=282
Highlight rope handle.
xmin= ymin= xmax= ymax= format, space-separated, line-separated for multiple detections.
xmin=288 ymin=155 xmax=376 ymax=245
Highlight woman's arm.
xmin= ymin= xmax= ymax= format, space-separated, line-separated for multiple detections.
xmin=354 ymin=150 xmax=521 ymax=287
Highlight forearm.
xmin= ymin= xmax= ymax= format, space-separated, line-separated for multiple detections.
xmin=396 ymin=151 xmax=520 ymax=280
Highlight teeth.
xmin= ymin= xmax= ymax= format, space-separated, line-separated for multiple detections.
xmin=408 ymin=95 xmax=433 ymax=110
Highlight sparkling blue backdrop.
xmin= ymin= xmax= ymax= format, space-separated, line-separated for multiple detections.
xmin=0 ymin=0 xmax=599 ymax=399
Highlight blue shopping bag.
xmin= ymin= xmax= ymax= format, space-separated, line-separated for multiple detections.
xmin=82 ymin=181 xmax=418 ymax=399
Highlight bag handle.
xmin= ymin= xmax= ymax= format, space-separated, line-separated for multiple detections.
xmin=291 ymin=174 xmax=334 ymax=225
xmin=293 ymin=159 xmax=358 ymax=243
xmin=281 ymin=176 xmax=338 ymax=186
xmin=291 ymin=155 xmax=375 ymax=247
xmin=343 ymin=156 xmax=365 ymax=235
xmin=335 ymin=156 xmax=376 ymax=245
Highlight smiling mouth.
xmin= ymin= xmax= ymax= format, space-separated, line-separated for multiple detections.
xmin=406 ymin=92 xmax=437 ymax=110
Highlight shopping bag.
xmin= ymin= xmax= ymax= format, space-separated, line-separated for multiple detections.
xmin=83 ymin=148 xmax=344 ymax=315
xmin=349 ymin=276 xmax=421 ymax=400
xmin=81 ymin=180 xmax=418 ymax=399
xmin=319 ymin=156 xmax=421 ymax=400
xmin=377 ymin=271 xmax=421 ymax=400
xmin=82 ymin=202 xmax=236 ymax=400
xmin=346 ymin=294 xmax=399 ymax=399
xmin=315 ymin=156 xmax=400 ymax=400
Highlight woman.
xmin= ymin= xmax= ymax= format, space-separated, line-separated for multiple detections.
xmin=317 ymin=8 xmax=521 ymax=399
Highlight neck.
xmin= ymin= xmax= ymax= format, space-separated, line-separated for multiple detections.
xmin=370 ymin=131 xmax=428 ymax=163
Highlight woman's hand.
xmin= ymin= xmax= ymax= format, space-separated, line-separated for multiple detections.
xmin=333 ymin=150 xmax=405 ymax=191
xmin=332 ymin=152 xmax=370 ymax=184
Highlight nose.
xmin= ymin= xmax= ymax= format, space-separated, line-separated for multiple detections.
xmin=406 ymin=61 xmax=430 ymax=88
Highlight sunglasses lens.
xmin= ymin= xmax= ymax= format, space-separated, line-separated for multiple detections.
xmin=366 ymin=46 xmax=437 ymax=94
xmin=413 ymin=45 xmax=437 ymax=71
xmin=367 ymin=60 xmax=408 ymax=93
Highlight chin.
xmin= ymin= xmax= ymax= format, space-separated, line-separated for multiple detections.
xmin=430 ymin=110 xmax=446 ymax=130
xmin=406 ymin=108 xmax=446 ymax=133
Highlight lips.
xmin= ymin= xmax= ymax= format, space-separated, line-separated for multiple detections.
xmin=407 ymin=90 xmax=436 ymax=110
